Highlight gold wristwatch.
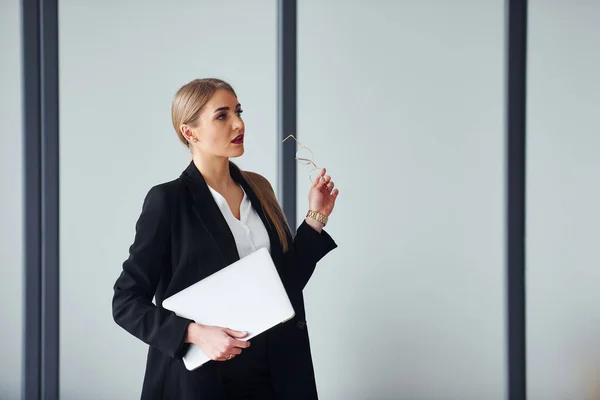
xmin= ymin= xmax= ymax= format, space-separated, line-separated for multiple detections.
xmin=306 ymin=210 xmax=328 ymax=227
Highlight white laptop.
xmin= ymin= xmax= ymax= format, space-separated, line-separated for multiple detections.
xmin=162 ymin=247 xmax=295 ymax=371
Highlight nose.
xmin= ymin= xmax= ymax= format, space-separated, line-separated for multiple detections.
xmin=233 ymin=114 xmax=245 ymax=132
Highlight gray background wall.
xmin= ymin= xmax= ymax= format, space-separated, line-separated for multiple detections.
xmin=0 ymin=0 xmax=23 ymax=399
xmin=296 ymin=1 xmax=506 ymax=399
xmin=2 ymin=1 xmax=599 ymax=399
xmin=527 ymin=1 xmax=600 ymax=399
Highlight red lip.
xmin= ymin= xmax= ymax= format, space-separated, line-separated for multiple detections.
xmin=231 ymin=134 xmax=244 ymax=144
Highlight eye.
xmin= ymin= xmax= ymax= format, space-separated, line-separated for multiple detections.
xmin=236 ymin=109 xmax=244 ymax=116
xmin=216 ymin=113 xmax=227 ymax=120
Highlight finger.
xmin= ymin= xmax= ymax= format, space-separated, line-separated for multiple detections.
xmin=331 ymin=188 xmax=339 ymax=199
xmin=216 ymin=353 xmax=237 ymax=362
xmin=313 ymin=168 xmax=326 ymax=187
xmin=223 ymin=346 xmax=242 ymax=356
xmin=326 ymin=180 xmax=335 ymax=191
xmin=232 ymin=347 xmax=243 ymax=355
xmin=223 ymin=328 xmax=248 ymax=338
xmin=213 ymin=349 xmax=229 ymax=361
xmin=316 ymin=175 xmax=329 ymax=190
xmin=312 ymin=173 xmax=321 ymax=186
xmin=229 ymin=338 xmax=251 ymax=349
xmin=218 ymin=345 xmax=241 ymax=358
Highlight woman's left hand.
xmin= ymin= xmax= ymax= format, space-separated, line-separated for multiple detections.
xmin=308 ymin=168 xmax=339 ymax=218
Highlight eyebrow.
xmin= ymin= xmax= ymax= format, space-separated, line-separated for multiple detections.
xmin=213 ymin=104 xmax=241 ymax=113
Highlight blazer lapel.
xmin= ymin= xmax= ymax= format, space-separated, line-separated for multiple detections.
xmin=181 ymin=162 xmax=240 ymax=273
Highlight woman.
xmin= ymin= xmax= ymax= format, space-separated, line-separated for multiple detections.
xmin=112 ymin=78 xmax=339 ymax=399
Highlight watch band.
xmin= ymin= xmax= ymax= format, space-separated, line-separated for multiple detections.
xmin=306 ymin=210 xmax=328 ymax=227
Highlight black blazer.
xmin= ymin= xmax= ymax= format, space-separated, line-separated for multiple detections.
xmin=112 ymin=161 xmax=337 ymax=400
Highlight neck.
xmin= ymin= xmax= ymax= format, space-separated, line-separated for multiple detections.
xmin=191 ymin=153 xmax=234 ymax=192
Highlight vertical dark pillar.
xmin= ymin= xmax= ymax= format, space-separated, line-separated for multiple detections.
xmin=22 ymin=0 xmax=60 ymax=398
xmin=277 ymin=0 xmax=297 ymax=230
xmin=505 ymin=0 xmax=527 ymax=399
xmin=22 ymin=0 xmax=42 ymax=397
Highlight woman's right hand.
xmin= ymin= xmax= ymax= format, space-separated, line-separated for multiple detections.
xmin=185 ymin=322 xmax=250 ymax=361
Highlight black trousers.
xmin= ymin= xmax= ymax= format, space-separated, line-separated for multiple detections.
xmin=220 ymin=333 xmax=276 ymax=400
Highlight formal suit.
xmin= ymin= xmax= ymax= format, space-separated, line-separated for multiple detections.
xmin=112 ymin=161 xmax=337 ymax=399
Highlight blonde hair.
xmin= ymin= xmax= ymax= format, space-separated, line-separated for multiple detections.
xmin=172 ymin=78 xmax=290 ymax=252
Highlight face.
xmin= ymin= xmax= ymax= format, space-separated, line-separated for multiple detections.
xmin=182 ymin=89 xmax=245 ymax=159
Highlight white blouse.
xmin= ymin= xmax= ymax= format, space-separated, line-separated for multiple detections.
xmin=207 ymin=184 xmax=271 ymax=258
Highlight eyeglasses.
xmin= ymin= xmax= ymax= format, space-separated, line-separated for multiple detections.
xmin=282 ymin=134 xmax=321 ymax=183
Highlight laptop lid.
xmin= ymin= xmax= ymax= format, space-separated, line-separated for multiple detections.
xmin=162 ymin=247 xmax=295 ymax=370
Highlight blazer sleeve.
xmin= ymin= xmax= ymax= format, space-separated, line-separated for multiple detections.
xmin=293 ymin=219 xmax=338 ymax=289
xmin=112 ymin=185 xmax=193 ymax=359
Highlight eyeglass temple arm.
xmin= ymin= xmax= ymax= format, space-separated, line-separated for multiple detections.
xmin=282 ymin=134 xmax=302 ymax=146
xmin=296 ymin=157 xmax=318 ymax=168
